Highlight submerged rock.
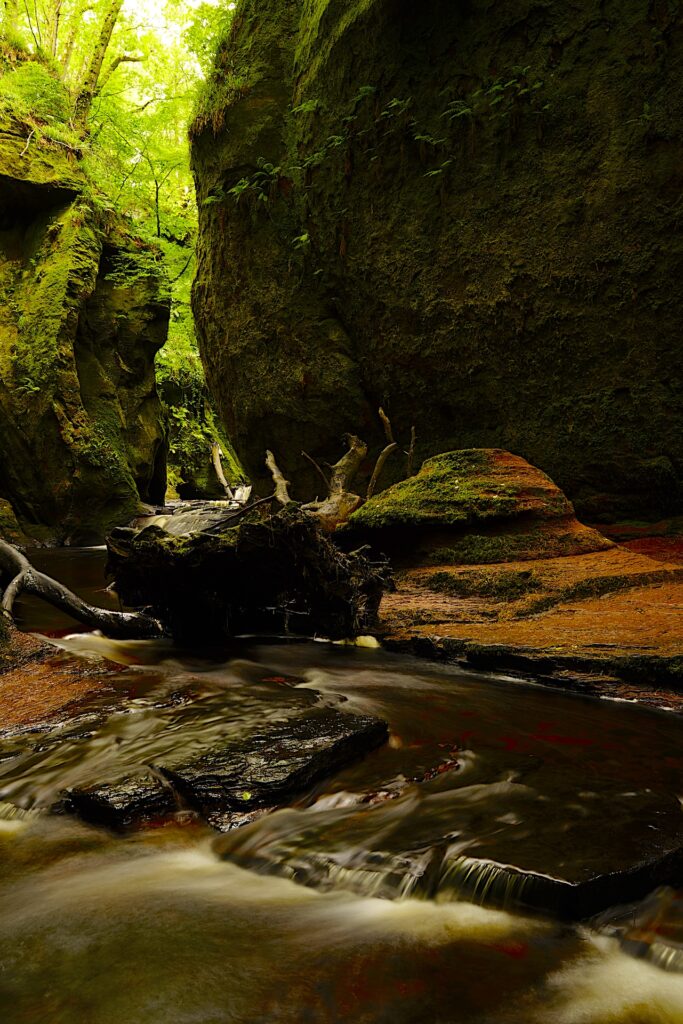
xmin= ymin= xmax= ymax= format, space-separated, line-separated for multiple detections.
xmin=218 ymin=779 xmax=683 ymax=921
xmin=63 ymin=692 xmax=388 ymax=831
xmin=345 ymin=449 xmax=611 ymax=565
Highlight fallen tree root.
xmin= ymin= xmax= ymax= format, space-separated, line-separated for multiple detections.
xmin=0 ymin=539 xmax=164 ymax=640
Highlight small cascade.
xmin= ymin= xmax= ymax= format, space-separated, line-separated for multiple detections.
xmin=436 ymin=853 xmax=569 ymax=916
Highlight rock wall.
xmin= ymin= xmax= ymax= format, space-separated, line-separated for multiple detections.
xmin=0 ymin=113 xmax=170 ymax=543
xmin=191 ymin=0 xmax=683 ymax=520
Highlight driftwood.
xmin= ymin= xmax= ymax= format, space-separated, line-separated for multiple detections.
xmin=267 ymin=412 xmax=417 ymax=532
xmin=300 ymin=434 xmax=368 ymax=532
xmin=211 ymin=442 xmax=233 ymax=499
xmin=0 ymin=538 xmax=164 ymax=640
xmin=266 ymin=450 xmax=293 ymax=505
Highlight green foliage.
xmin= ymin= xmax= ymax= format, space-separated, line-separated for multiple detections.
xmin=0 ymin=62 xmax=69 ymax=122
xmin=423 ymin=568 xmax=542 ymax=601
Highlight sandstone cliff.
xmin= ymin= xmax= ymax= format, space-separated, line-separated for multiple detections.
xmin=0 ymin=108 xmax=169 ymax=543
xmin=191 ymin=0 xmax=683 ymax=520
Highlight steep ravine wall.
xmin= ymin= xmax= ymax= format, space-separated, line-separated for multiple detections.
xmin=191 ymin=0 xmax=683 ymax=520
xmin=0 ymin=114 xmax=170 ymax=543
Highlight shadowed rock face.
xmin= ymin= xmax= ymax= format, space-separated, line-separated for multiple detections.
xmin=0 ymin=114 xmax=169 ymax=544
xmin=0 ymin=681 xmax=388 ymax=832
xmin=191 ymin=0 xmax=683 ymax=518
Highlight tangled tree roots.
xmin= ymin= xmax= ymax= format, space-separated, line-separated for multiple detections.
xmin=108 ymin=506 xmax=391 ymax=645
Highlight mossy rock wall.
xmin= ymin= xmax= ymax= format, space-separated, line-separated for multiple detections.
xmin=0 ymin=115 xmax=170 ymax=543
xmin=191 ymin=0 xmax=683 ymax=519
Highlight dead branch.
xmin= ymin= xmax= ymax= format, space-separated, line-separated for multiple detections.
xmin=0 ymin=538 xmax=164 ymax=640
xmin=366 ymin=442 xmax=399 ymax=500
xmin=266 ymin=450 xmax=292 ymax=505
xmin=301 ymin=450 xmax=330 ymax=492
xmin=406 ymin=426 xmax=417 ymax=478
xmin=211 ymin=441 xmax=233 ymax=498
xmin=378 ymin=407 xmax=394 ymax=444
xmin=20 ymin=129 xmax=34 ymax=158
xmin=328 ymin=434 xmax=368 ymax=495
xmin=302 ymin=434 xmax=367 ymax=532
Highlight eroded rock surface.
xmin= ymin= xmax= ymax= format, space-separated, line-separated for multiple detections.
xmin=0 ymin=108 xmax=169 ymax=543
xmin=345 ymin=449 xmax=611 ymax=564
xmin=0 ymin=678 xmax=387 ymax=831
xmin=191 ymin=0 xmax=683 ymax=519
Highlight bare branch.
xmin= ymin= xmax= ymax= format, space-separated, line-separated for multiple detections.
xmin=328 ymin=434 xmax=368 ymax=495
xmin=211 ymin=442 xmax=233 ymax=499
xmin=301 ymin=450 xmax=330 ymax=492
xmin=266 ymin=450 xmax=292 ymax=505
xmin=0 ymin=538 xmax=163 ymax=639
xmin=406 ymin=426 xmax=417 ymax=478
xmin=366 ymin=442 xmax=399 ymax=500
xmin=378 ymin=407 xmax=394 ymax=444
xmin=19 ymin=129 xmax=34 ymax=158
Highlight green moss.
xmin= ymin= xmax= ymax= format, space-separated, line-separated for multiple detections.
xmin=425 ymin=527 xmax=609 ymax=566
xmin=519 ymin=569 xmax=683 ymax=617
xmin=422 ymin=567 xmax=541 ymax=601
xmin=350 ymin=450 xmax=522 ymax=530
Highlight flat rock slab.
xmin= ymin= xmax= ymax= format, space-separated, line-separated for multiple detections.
xmin=64 ymin=697 xmax=387 ymax=831
xmin=217 ymin=778 xmax=683 ymax=920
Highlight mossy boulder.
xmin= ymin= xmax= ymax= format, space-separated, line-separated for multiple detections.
xmin=346 ymin=449 xmax=611 ymax=564
xmin=0 ymin=109 xmax=170 ymax=542
xmin=191 ymin=0 xmax=683 ymax=518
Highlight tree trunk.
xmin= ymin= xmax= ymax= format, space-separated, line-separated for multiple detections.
xmin=45 ymin=0 xmax=62 ymax=58
xmin=73 ymin=0 xmax=123 ymax=126
xmin=59 ymin=0 xmax=89 ymax=80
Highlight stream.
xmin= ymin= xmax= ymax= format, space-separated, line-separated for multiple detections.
xmin=2 ymin=551 xmax=683 ymax=1022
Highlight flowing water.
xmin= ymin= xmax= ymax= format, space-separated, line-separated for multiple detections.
xmin=2 ymin=552 xmax=683 ymax=1023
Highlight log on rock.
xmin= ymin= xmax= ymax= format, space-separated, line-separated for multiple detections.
xmin=107 ymin=505 xmax=390 ymax=644
xmin=0 ymin=538 xmax=164 ymax=640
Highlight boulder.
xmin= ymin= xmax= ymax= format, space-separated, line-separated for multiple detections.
xmin=345 ymin=449 xmax=612 ymax=564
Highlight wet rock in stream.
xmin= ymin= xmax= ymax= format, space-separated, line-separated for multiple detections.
xmin=62 ymin=696 xmax=388 ymax=831
xmin=217 ymin=779 xmax=683 ymax=921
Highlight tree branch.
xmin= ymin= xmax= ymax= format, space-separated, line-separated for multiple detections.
xmin=211 ymin=441 xmax=233 ymax=499
xmin=301 ymin=450 xmax=330 ymax=492
xmin=0 ymin=539 xmax=164 ymax=639
xmin=266 ymin=450 xmax=292 ymax=505
xmin=366 ymin=442 xmax=399 ymax=500
xmin=378 ymin=407 xmax=394 ymax=444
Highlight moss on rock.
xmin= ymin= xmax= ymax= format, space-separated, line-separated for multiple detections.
xmin=346 ymin=448 xmax=611 ymax=565
xmin=0 ymin=103 xmax=170 ymax=542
